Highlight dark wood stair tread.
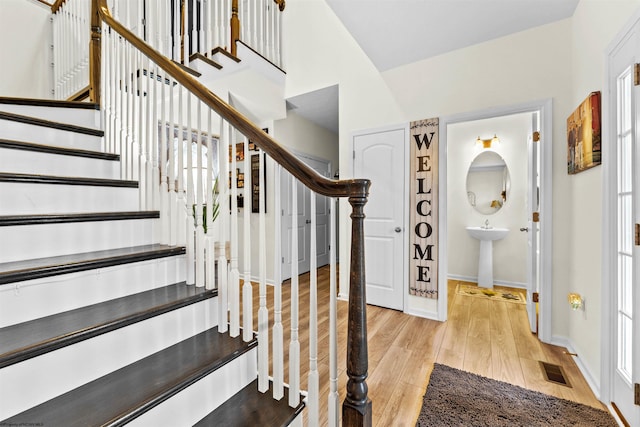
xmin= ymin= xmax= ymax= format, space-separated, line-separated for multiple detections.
xmin=0 ymin=244 xmax=185 ymax=285
xmin=0 ymin=138 xmax=119 ymax=161
xmin=0 ymin=211 xmax=159 ymax=226
xmin=189 ymin=52 xmax=223 ymax=70
xmin=0 ymin=111 xmax=103 ymax=136
xmin=0 ymin=96 xmax=99 ymax=110
xmin=2 ymin=327 xmax=256 ymax=426
xmin=194 ymin=380 xmax=305 ymax=427
xmin=0 ymin=172 xmax=138 ymax=187
xmin=0 ymin=282 xmax=216 ymax=368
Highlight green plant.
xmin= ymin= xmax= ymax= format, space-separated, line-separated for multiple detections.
xmin=192 ymin=177 xmax=220 ymax=233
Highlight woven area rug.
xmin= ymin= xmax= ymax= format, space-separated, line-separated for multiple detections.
xmin=456 ymin=283 xmax=526 ymax=304
xmin=416 ymin=364 xmax=617 ymax=426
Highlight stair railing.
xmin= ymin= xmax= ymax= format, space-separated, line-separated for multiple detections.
xmin=51 ymin=0 xmax=90 ymax=100
xmin=93 ymin=0 xmax=372 ymax=425
xmin=52 ymin=0 xmax=284 ymax=102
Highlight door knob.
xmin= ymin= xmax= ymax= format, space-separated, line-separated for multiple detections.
xmin=520 ymin=227 xmax=529 ymax=232
xmin=306 ymin=219 xmax=311 ymax=224
xmin=395 ymin=227 xmax=402 ymax=233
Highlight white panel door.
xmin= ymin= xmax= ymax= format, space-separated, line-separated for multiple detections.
xmin=353 ymin=127 xmax=405 ymax=310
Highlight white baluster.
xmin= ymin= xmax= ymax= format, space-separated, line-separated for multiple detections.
xmin=272 ymin=163 xmax=284 ymax=400
xmin=289 ymin=176 xmax=300 ymax=407
xmin=145 ymin=57 xmax=154 ymax=210
xmin=177 ymin=85 xmax=186 ymax=246
xmin=184 ymin=0 xmax=190 ymax=62
xmin=308 ymin=191 xmax=319 ymax=426
xmin=229 ymin=127 xmax=240 ymax=337
xmin=205 ymin=108 xmax=215 ymax=291
xmin=169 ymin=79 xmax=179 ymax=247
xmin=102 ymin=26 xmax=111 ymax=151
xmin=258 ymin=150 xmax=269 ymax=392
xmin=174 ymin=0 xmax=181 ymax=61
xmin=160 ymin=69 xmax=170 ymax=244
xmin=243 ymin=138 xmax=253 ymax=342
xmin=328 ymin=197 xmax=339 ymax=427
xmin=205 ymin=0 xmax=212 ymax=56
xmin=275 ymin=5 xmax=282 ymax=67
xmin=151 ymin=64 xmax=161 ymax=214
xmin=126 ymin=43 xmax=134 ymax=180
xmin=217 ymin=117 xmax=229 ymax=332
xmin=196 ymin=101 xmax=206 ymax=287
xmin=186 ymin=93 xmax=196 ymax=285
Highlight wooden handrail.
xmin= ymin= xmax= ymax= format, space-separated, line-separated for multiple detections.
xmin=92 ymin=1 xmax=372 ymax=424
xmin=50 ymin=0 xmax=66 ymax=13
xmin=94 ymin=0 xmax=367 ymax=200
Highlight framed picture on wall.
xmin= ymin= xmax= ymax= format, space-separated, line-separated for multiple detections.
xmin=251 ymin=153 xmax=266 ymax=213
xmin=567 ymin=91 xmax=601 ymax=174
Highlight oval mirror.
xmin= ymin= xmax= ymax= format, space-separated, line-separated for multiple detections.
xmin=466 ymin=151 xmax=510 ymax=215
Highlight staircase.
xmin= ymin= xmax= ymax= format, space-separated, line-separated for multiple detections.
xmin=0 ymin=97 xmax=303 ymax=425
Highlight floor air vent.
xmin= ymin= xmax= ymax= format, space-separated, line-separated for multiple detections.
xmin=539 ymin=361 xmax=572 ymax=388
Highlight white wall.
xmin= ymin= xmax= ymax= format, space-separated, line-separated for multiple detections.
xmin=0 ymin=0 xmax=51 ymax=98
xmin=566 ymin=0 xmax=640 ymax=388
xmin=447 ymin=113 xmax=530 ymax=287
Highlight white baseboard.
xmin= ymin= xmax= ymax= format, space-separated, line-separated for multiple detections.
xmin=549 ymin=335 xmax=602 ymax=401
xmin=447 ymin=274 xmax=527 ymax=289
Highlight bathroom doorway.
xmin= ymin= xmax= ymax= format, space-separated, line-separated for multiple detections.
xmin=439 ymin=100 xmax=552 ymax=342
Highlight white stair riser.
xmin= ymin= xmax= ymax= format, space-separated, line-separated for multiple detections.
xmin=0 ymin=148 xmax=119 ymax=180
xmin=0 ymin=218 xmax=159 ymax=263
xmin=0 ymin=105 xmax=100 ymax=129
xmin=0 ymin=297 xmax=218 ymax=420
xmin=0 ymin=256 xmax=186 ymax=328
xmin=129 ymin=349 xmax=257 ymax=427
xmin=0 ymin=182 xmax=139 ymax=215
xmin=0 ymin=118 xmax=102 ymax=152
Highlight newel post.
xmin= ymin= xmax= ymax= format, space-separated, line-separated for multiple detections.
xmin=89 ymin=0 xmax=101 ymax=104
xmin=342 ymin=180 xmax=372 ymax=427
xmin=230 ymin=0 xmax=240 ymax=57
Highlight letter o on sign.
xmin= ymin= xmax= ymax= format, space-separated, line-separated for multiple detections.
xmin=415 ymin=222 xmax=432 ymax=239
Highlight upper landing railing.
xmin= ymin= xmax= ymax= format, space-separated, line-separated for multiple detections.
xmin=51 ymin=0 xmax=285 ymax=100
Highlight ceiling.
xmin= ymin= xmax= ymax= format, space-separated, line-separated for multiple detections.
xmin=326 ymin=0 xmax=580 ymax=72
xmin=287 ymin=0 xmax=579 ymax=133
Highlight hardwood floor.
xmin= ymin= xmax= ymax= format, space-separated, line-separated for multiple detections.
xmin=244 ymin=268 xmax=606 ymax=426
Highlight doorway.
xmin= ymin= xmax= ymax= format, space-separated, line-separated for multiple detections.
xmin=439 ymin=100 xmax=553 ymax=342
xmin=280 ymin=153 xmax=331 ymax=281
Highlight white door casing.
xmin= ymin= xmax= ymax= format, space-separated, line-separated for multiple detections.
xmin=604 ymin=14 xmax=640 ymax=425
xmin=353 ymin=126 xmax=406 ymax=311
xmin=526 ymin=112 xmax=541 ymax=333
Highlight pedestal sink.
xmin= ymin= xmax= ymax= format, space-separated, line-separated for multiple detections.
xmin=466 ymin=226 xmax=509 ymax=288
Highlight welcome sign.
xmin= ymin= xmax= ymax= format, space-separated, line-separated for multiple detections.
xmin=409 ymin=118 xmax=439 ymax=299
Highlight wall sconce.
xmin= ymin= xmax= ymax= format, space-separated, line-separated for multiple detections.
xmin=567 ymin=293 xmax=584 ymax=310
xmin=476 ymin=134 xmax=500 ymax=149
